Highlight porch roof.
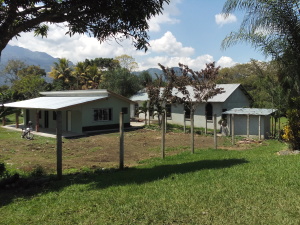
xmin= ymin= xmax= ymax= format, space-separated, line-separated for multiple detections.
xmin=4 ymin=96 xmax=106 ymax=110
xmin=222 ymin=108 xmax=277 ymax=116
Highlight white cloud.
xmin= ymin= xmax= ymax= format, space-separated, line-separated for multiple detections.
xmin=138 ymin=54 xmax=213 ymax=71
xmin=216 ymin=56 xmax=237 ymax=68
xmin=215 ymin=13 xmax=237 ymax=26
xmin=148 ymin=0 xmax=181 ymax=32
xmin=138 ymin=55 xmax=236 ymax=71
xmin=9 ymin=23 xmax=139 ymax=63
xmin=149 ymin=31 xmax=194 ymax=57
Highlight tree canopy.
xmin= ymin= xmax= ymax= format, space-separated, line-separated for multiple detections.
xmin=0 ymin=0 xmax=169 ymax=55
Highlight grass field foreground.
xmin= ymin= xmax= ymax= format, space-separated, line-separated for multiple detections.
xmin=1 ymin=134 xmax=300 ymax=224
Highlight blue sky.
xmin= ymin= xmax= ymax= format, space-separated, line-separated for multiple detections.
xmin=9 ymin=0 xmax=267 ymax=71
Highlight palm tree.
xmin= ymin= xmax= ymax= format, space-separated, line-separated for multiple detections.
xmin=73 ymin=62 xmax=88 ymax=89
xmin=49 ymin=58 xmax=75 ymax=90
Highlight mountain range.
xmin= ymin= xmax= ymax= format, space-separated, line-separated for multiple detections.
xmin=0 ymin=45 xmax=180 ymax=86
xmin=0 ymin=45 xmax=61 ymax=85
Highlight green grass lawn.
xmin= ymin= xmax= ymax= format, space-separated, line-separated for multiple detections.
xmin=1 ymin=137 xmax=300 ymax=224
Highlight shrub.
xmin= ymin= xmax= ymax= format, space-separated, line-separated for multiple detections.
xmin=31 ymin=165 xmax=47 ymax=177
xmin=283 ymin=97 xmax=300 ymax=150
xmin=0 ymin=162 xmax=6 ymax=178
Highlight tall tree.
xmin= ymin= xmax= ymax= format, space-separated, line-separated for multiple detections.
xmin=160 ymin=62 xmax=223 ymax=153
xmin=12 ymin=65 xmax=47 ymax=99
xmin=0 ymin=0 xmax=169 ymax=56
xmin=99 ymin=68 xmax=142 ymax=97
xmin=0 ymin=59 xmax=26 ymax=84
xmin=85 ymin=58 xmax=121 ymax=71
xmin=49 ymin=58 xmax=75 ymax=90
xmin=115 ymin=55 xmax=139 ymax=72
xmin=222 ymin=0 xmax=300 ymax=149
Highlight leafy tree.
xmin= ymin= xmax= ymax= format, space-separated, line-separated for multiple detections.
xmin=72 ymin=61 xmax=88 ymax=89
xmin=146 ymin=72 xmax=168 ymax=126
xmin=139 ymin=71 xmax=153 ymax=87
xmin=11 ymin=65 xmax=47 ymax=99
xmin=49 ymin=58 xmax=75 ymax=90
xmin=0 ymin=0 xmax=169 ymax=56
xmin=0 ymin=59 xmax=26 ymax=84
xmin=160 ymin=62 xmax=223 ymax=153
xmin=218 ymin=60 xmax=287 ymax=111
xmin=84 ymin=58 xmax=121 ymax=71
xmin=0 ymin=89 xmax=17 ymax=125
xmin=222 ymin=0 xmax=300 ymax=148
xmin=115 ymin=55 xmax=139 ymax=72
xmin=99 ymin=68 xmax=142 ymax=97
xmin=138 ymin=101 xmax=149 ymax=125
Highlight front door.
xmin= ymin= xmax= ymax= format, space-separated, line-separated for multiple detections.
xmin=67 ymin=111 xmax=72 ymax=132
xmin=44 ymin=111 xmax=49 ymax=128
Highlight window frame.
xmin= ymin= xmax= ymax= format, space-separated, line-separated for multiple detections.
xmin=93 ymin=108 xmax=112 ymax=122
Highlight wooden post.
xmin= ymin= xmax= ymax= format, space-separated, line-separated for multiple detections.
xmin=271 ymin=116 xmax=274 ymax=137
xmin=183 ymin=110 xmax=186 ymax=133
xmin=165 ymin=110 xmax=167 ymax=134
xmin=231 ymin=114 xmax=235 ymax=145
xmin=214 ymin=114 xmax=217 ymax=149
xmin=278 ymin=117 xmax=281 ymax=138
xmin=205 ymin=115 xmax=207 ymax=135
xmin=161 ymin=112 xmax=165 ymax=159
xmin=274 ymin=117 xmax=277 ymax=137
xmin=119 ymin=112 xmax=124 ymax=170
xmin=258 ymin=115 xmax=261 ymax=140
xmin=15 ymin=112 xmax=19 ymax=128
xmin=36 ymin=110 xmax=40 ymax=132
xmin=56 ymin=111 xmax=62 ymax=179
xmin=191 ymin=110 xmax=194 ymax=154
xmin=247 ymin=114 xmax=250 ymax=138
xmin=2 ymin=116 xmax=5 ymax=126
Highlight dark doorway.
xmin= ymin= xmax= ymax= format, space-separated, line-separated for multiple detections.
xmin=44 ymin=111 xmax=49 ymax=128
xmin=25 ymin=109 xmax=30 ymax=125
xmin=205 ymin=103 xmax=213 ymax=121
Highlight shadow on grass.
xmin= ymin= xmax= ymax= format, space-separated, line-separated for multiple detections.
xmin=0 ymin=158 xmax=248 ymax=207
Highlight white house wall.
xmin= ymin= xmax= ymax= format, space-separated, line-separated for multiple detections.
xmin=229 ymin=114 xmax=270 ymax=139
xmin=222 ymin=88 xmax=251 ymax=109
xmin=81 ymin=95 xmax=131 ymax=128
xmin=23 ymin=95 xmax=131 ymax=134
xmin=132 ymin=87 xmax=251 ymax=130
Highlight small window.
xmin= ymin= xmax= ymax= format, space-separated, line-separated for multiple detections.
xmin=53 ymin=111 xmax=57 ymax=120
xmin=166 ymin=103 xmax=172 ymax=118
xmin=122 ymin=107 xmax=128 ymax=114
xmin=94 ymin=108 xmax=112 ymax=121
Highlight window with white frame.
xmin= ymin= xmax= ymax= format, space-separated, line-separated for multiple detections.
xmin=94 ymin=108 xmax=112 ymax=121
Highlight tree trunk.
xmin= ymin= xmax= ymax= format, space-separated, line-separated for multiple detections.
xmin=183 ymin=110 xmax=186 ymax=133
xmin=191 ymin=110 xmax=194 ymax=154
xmin=214 ymin=114 xmax=217 ymax=150
xmin=56 ymin=111 xmax=62 ymax=180
xmin=161 ymin=112 xmax=165 ymax=159
xmin=119 ymin=112 xmax=124 ymax=169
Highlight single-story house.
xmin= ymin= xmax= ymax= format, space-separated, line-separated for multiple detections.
xmin=4 ymin=89 xmax=134 ymax=135
xmin=223 ymin=108 xmax=277 ymax=139
xmin=130 ymin=84 xmax=252 ymax=129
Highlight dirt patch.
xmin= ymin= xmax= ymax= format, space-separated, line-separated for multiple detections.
xmin=277 ymin=150 xmax=300 ymax=155
xmin=0 ymin=129 xmax=259 ymax=173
